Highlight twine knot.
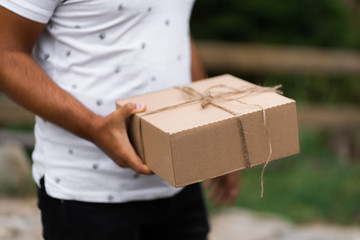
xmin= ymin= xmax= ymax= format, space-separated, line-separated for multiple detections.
xmin=200 ymin=94 xmax=214 ymax=108
xmin=175 ymin=86 xmax=214 ymax=108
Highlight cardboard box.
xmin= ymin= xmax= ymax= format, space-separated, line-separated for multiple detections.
xmin=116 ymin=75 xmax=299 ymax=187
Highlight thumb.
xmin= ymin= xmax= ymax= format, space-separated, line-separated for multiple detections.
xmin=118 ymin=103 xmax=146 ymax=119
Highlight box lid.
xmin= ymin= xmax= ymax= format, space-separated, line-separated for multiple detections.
xmin=116 ymin=74 xmax=294 ymax=134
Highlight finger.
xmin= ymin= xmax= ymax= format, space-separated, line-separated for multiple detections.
xmin=215 ymin=183 xmax=238 ymax=207
xmin=209 ymin=180 xmax=222 ymax=202
xmin=226 ymin=187 xmax=239 ymax=206
xmin=224 ymin=186 xmax=239 ymax=207
xmin=118 ymin=103 xmax=146 ymax=119
xmin=215 ymin=188 xmax=228 ymax=207
xmin=204 ymin=179 xmax=214 ymax=189
xmin=121 ymin=153 xmax=153 ymax=175
xmin=113 ymin=108 xmax=151 ymax=175
xmin=119 ymin=140 xmax=153 ymax=175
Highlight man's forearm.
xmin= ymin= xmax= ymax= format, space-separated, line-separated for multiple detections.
xmin=0 ymin=50 xmax=152 ymax=174
xmin=0 ymin=51 xmax=100 ymax=142
xmin=190 ymin=38 xmax=207 ymax=82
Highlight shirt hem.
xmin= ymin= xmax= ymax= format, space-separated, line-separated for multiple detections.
xmin=45 ymin=180 xmax=184 ymax=204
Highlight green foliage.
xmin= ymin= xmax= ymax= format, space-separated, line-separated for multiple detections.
xmin=2 ymin=124 xmax=34 ymax=132
xmin=191 ymin=0 xmax=359 ymax=48
xmin=191 ymin=0 xmax=360 ymax=104
xmin=0 ymin=179 xmax=36 ymax=197
xmin=206 ymin=71 xmax=360 ymax=105
xmin=242 ymin=73 xmax=360 ymax=105
xmin=205 ymin=128 xmax=360 ymax=224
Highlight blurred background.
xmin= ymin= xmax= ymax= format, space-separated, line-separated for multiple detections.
xmin=0 ymin=0 xmax=359 ymax=239
xmin=191 ymin=0 xmax=360 ymax=227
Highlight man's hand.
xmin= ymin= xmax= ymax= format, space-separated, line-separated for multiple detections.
xmin=204 ymin=171 xmax=241 ymax=207
xmin=90 ymin=103 xmax=153 ymax=175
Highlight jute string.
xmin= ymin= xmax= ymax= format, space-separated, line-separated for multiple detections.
xmin=137 ymin=84 xmax=282 ymax=197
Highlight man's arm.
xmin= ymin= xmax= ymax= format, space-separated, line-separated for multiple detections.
xmin=0 ymin=6 xmax=152 ymax=175
xmin=190 ymin=37 xmax=241 ymax=206
xmin=190 ymin=37 xmax=207 ymax=82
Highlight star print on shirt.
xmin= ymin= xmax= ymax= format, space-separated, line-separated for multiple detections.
xmin=99 ymin=32 xmax=106 ymax=40
xmin=96 ymin=99 xmax=103 ymax=106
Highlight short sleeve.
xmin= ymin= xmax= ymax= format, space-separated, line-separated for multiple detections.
xmin=0 ymin=0 xmax=60 ymax=23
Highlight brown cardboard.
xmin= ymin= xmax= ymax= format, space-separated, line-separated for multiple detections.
xmin=116 ymin=75 xmax=299 ymax=187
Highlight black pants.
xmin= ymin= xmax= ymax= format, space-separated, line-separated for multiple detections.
xmin=38 ymin=178 xmax=209 ymax=240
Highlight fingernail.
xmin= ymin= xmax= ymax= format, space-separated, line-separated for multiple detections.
xmin=136 ymin=104 xmax=145 ymax=109
xmin=143 ymin=166 xmax=153 ymax=175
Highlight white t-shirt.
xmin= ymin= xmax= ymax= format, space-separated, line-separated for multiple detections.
xmin=1 ymin=0 xmax=195 ymax=203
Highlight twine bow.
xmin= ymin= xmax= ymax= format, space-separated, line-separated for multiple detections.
xmin=137 ymin=83 xmax=282 ymax=197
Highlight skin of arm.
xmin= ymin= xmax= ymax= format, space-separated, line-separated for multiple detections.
xmin=0 ymin=6 xmax=152 ymax=175
xmin=190 ymin=37 xmax=241 ymax=206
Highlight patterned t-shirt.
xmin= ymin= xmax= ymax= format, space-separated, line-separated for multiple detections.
xmin=1 ymin=0 xmax=195 ymax=202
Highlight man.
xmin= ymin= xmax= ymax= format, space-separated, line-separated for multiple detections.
xmin=0 ymin=1 xmax=240 ymax=239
